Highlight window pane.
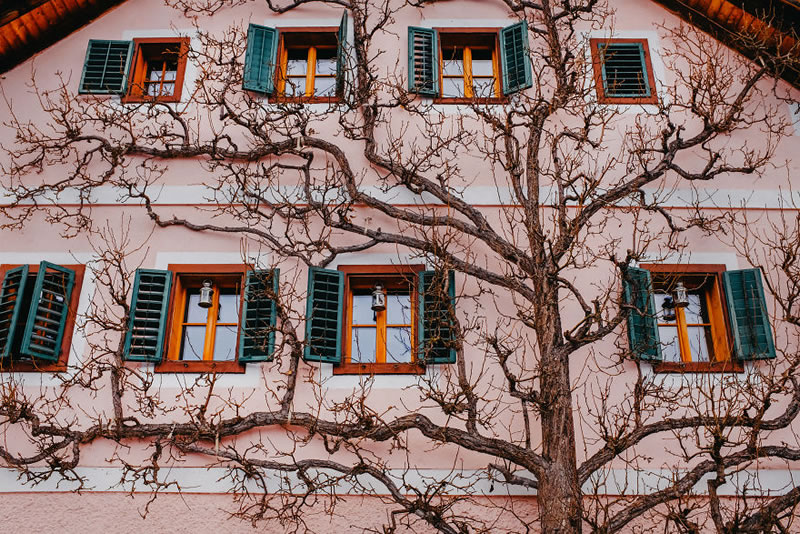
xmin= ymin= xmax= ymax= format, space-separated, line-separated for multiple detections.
xmin=160 ymin=83 xmax=175 ymax=96
xmin=217 ymin=291 xmax=240 ymax=323
xmin=442 ymin=78 xmax=464 ymax=98
xmin=180 ymin=325 xmax=207 ymax=361
xmin=351 ymin=327 xmax=376 ymax=363
xmin=442 ymin=48 xmax=464 ymax=76
xmin=387 ymin=294 xmax=411 ymax=325
xmin=471 ymin=49 xmax=493 ymax=76
xmin=352 ymin=295 xmax=376 ymax=325
xmin=213 ymin=325 xmax=238 ymax=361
xmin=473 ymin=78 xmax=495 ymax=98
xmin=285 ymin=77 xmax=306 ymax=96
xmin=314 ymin=77 xmax=336 ymax=96
xmin=688 ymin=326 xmax=711 ymax=362
xmin=684 ymin=292 xmax=707 ymax=324
xmin=653 ymin=292 xmax=676 ymax=324
xmin=286 ymin=49 xmax=307 ymax=75
xmin=185 ymin=291 xmax=208 ymax=323
xmin=163 ymin=69 xmax=177 ymax=82
xmin=316 ymin=49 xmax=337 ymax=75
xmin=658 ymin=326 xmax=680 ymax=362
xmin=386 ymin=327 xmax=412 ymax=363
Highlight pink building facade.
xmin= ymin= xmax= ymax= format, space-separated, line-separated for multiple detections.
xmin=0 ymin=0 xmax=799 ymax=532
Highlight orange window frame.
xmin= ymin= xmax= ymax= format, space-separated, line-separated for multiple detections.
xmin=123 ymin=37 xmax=189 ymax=104
xmin=642 ymin=264 xmax=742 ymax=373
xmin=589 ymin=37 xmax=658 ymax=105
xmin=435 ymin=29 xmax=505 ymax=104
xmin=276 ymin=29 xmax=340 ymax=103
xmin=334 ymin=265 xmax=425 ymax=375
xmin=160 ymin=264 xmax=247 ymax=373
xmin=0 ymin=264 xmax=85 ymax=373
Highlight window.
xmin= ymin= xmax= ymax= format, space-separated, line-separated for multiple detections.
xmin=124 ymin=266 xmax=278 ymax=372
xmin=624 ymin=264 xmax=775 ymax=372
xmin=304 ymin=266 xmax=457 ymax=374
xmin=243 ymin=13 xmax=348 ymax=101
xmin=0 ymin=262 xmax=85 ymax=371
xmin=590 ymin=38 xmax=658 ymax=104
xmin=78 ymin=37 xmax=189 ymax=102
xmin=408 ymin=22 xmax=532 ymax=100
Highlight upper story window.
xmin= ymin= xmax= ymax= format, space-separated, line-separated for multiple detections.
xmin=303 ymin=265 xmax=457 ymax=374
xmin=123 ymin=266 xmax=278 ymax=372
xmin=0 ymin=262 xmax=85 ymax=372
xmin=78 ymin=37 xmax=189 ymax=103
xmin=590 ymin=38 xmax=658 ymax=104
xmin=243 ymin=12 xmax=348 ymax=102
xmin=624 ymin=264 xmax=775 ymax=372
xmin=408 ymin=22 xmax=532 ymax=101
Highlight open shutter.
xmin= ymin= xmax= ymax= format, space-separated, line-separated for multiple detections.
xmin=598 ymin=42 xmax=651 ymax=98
xmin=243 ymin=24 xmax=279 ymax=94
xmin=239 ymin=269 xmax=279 ymax=362
xmin=304 ymin=267 xmax=343 ymax=364
xmin=19 ymin=262 xmax=75 ymax=362
xmin=336 ymin=10 xmax=348 ymax=96
xmin=408 ymin=27 xmax=438 ymax=96
xmin=499 ymin=21 xmax=532 ymax=95
xmin=0 ymin=265 xmax=30 ymax=359
xmin=623 ymin=267 xmax=662 ymax=361
xmin=123 ymin=269 xmax=172 ymax=362
xmin=79 ymin=40 xmax=134 ymax=94
xmin=723 ymin=269 xmax=776 ymax=360
xmin=418 ymin=270 xmax=457 ymax=364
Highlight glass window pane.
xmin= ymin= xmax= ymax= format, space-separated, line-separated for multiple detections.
xmin=217 ymin=291 xmax=240 ymax=323
xmin=684 ymin=292 xmax=707 ymax=324
xmin=148 ymin=65 xmax=163 ymax=81
xmin=185 ymin=290 xmax=208 ymax=323
xmin=442 ymin=48 xmax=464 ymax=76
xmin=213 ymin=325 xmax=238 ymax=361
xmin=351 ymin=327 xmax=376 ymax=363
xmin=180 ymin=325 xmax=207 ymax=361
xmin=285 ymin=77 xmax=306 ymax=96
xmin=352 ymin=295 xmax=376 ymax=325
xmin=314 ymin=77 xmax=336 ymax=96
xmin=442 ymin=78 xmax=464 ymax=98
xmin=160 ymin=83 xmax=175 ymax=96
xmin=471 ymin=49 xmax=493 ymax=76
xmin=286 ymin=49 xmax=307 ymax=75
xmin=386 ymin=327 xmax=412 ymax=363
xmin=473 ymin=78 xmax=495 ymax=98
xmin=658 ymin=326 xmax=680 ymax=362
xmin=316 ymin=50 xmax=337 ymax=75
xmin=387 ymin=294 xmax=411 ymax=325
xmin=688 ymin=326 xmax=711 ymax=362
xmin=163 ymin=70 xmax=177 ymax=82
xmin=653 ymin=292 xmax=676 ymax=324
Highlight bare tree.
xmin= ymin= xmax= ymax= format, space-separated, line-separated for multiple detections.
xmin=0 ymin=0 xmax=799 ymax=532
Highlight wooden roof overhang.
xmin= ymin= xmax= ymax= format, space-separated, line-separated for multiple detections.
xmin=0 ymin=0 xmax=124 ymax=74
xmin=652 ymin=0 xmax=800 ymax=87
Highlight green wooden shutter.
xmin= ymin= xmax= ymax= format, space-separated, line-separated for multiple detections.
xmin=336 ymin=10 xmax=348 ymax=96
xmin=418 ymin=270 xmax=457 ymax=364
xmin=79 ymin=40 xmax=134 ymax=94
xmin=408 ymin=27 xmax=439 ymax=96
xmin=0 ymin=265 xmax=30 ymax=359
xmin=20 ymin=262 xmax=75 ymax=362
xmin=123 ymin=269 xmax=172 ymax=362
xmin=598 ymin=42 xmax=650 ymax=98
xmin=722 ymin=268 xmax=776 ymax=360
xmin=239 ymin=269 xmax=279 ymax=363
xmin=243 ymin=24 xmax=279 ymax=94
xmin=499 ymin=21 xmax=532 ymax=95
xmin=623 ymin=267 xmax=662 ymax=361
xmin=304 ymin=267 xmax=343 ymax=364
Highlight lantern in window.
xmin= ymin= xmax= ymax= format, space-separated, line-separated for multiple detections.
xmin=198 ymin=280 xmax=214 ymax=308
xmin=674 ymin=282 xmax=689 ymax=308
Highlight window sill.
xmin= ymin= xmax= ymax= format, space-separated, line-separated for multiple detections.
xmin=0 ymin=359 xmax=67 ymax=373
xmin=333 ymin=362 xmax=424 ymax=375
xmin=432 ymin=97 xmax=508 ymax=105
xmin=121 ymin=95 xmax=182 ymax=104
xmin=596 ymin=95 xmax=658 ymax=105
xmin=156 ymin=360 xmax=246 ymax=373
xmin=274 ymin=96 xmax=342 ymax=104
xmin=653 ymin=361 xmax=744 ymax=374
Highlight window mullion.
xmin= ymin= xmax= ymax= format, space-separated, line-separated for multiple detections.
xmin=463 ymin=46 xmax=473 ymax=98
xmin=376 ymin=308 xmax=386 ymax=363
xmin=675 ymin=307 xmax=692 ymax=362
xmin=306 ymin=46 xmax=317 ymax=97
xmin=202 ymin=284 xmax=220 ymax=360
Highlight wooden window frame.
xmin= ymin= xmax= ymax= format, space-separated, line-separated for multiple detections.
xmin=334 ymin=265 xmax=425 ymax=375
xmin=122 ymin=37 xmax=189 ymax=104
xmin=641 ymin=264 xmax=743 ymax=373
xmin=159 ymin=264 xmax=247 ymax=373
xmin=275 ymin=28 xmax=342 ymax=104
xmin=590 ymin=38 xmax=658 ymax=105
xmin=434 ymin=28 xmax=507 ymax=105
xmin=0 ymin=264 xmax=85 ymax=373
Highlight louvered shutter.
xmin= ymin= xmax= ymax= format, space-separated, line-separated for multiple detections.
xmin=243 ymin=24 xmax=279 ymax=94
xmin=79 ymin=40 xmax=134 ymax=94
xmin=418 ymin=270 xmax=457 ymax=364
xmin=499 ymin=21 xmax=533 ymax=95
xmin=623 ymin=267 xmax=662 ymax=361
xmin=303 ymin=267 xmax=343 ymax=364
xmin=722 ymin=269 xmax=776 ymax=360
xmin=0 ymin=265 xmax=30 ymax=359
xmin=239 ymin=269 xmax=279 ymax=362
xmin=336 ymin=10 xmax=348 ymax=96
xmin=408 ymin=27 xmax=438 ymax=96
xmin=598 ymin=42 xmax=651 ymax=98
xmin=19 ymin=262 xmax=75 ymax=362
xmin=123 ymin=269 xmax=172 ymax=362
